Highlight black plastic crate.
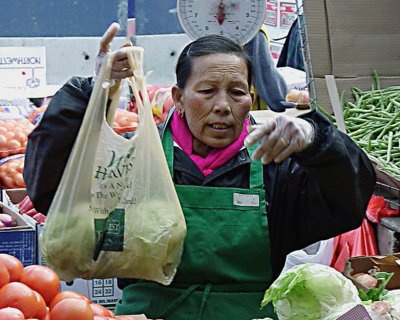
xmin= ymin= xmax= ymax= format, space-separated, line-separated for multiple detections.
xmin=375 ymin=182 xmax=400 ymax=254
xmin=374 ymin=182 xmax=400 ymax=210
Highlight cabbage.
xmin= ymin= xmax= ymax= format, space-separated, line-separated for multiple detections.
xmin=41 ymin=200 xmax=186 ymax=285
xmin=261 ymin=263 xmax=361 ymax=320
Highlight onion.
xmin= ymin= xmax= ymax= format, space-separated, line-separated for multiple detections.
xmin=285 ymin=89 xmax=310 ymax=109
xmin=285 ymin=89 xmax=301 ymax=103
xmin=297 ymin=91 xmax=310 ymax=105
xmin=371 ymin=301 xmax=392 ymax=315
xmin=353 ymin=273 xmax=378 ymax=289
xmin=0 ymin=213 xmax=16 ymax=227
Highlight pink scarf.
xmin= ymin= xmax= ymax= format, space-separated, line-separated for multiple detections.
xmin=170 ymin=109 xmax=249 ymax=176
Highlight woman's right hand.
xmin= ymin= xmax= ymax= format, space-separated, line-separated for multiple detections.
xmin=244 ymin=114 xmax=315 ymax=164
xmin=95 ymin=22 xmax=134 ymax=80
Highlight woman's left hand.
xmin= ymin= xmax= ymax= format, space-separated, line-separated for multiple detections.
xmin=244 ymin=115 xmax=315 ymax=164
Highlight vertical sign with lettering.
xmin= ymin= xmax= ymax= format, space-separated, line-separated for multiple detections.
xmin=0 ymin=47 xmax=46 ymax=91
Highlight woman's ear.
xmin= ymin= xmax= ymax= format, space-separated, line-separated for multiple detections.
xmin=250 ymin=91 xmax=255 ymax=105
xmin=172 ymin=85 xmax=184 ymax=111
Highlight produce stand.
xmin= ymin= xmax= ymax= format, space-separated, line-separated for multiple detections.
xmin=1 ymin=1 xmax=400 ymax=319
xmin=300 ymin=0 xmax=400 ymax=263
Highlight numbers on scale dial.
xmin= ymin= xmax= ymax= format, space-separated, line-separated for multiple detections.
xmin=178 ymin=0 xmax=266 ymax=45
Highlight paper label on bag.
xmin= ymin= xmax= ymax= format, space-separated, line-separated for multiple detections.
xmin=94 ymin=208 xmax=125 ymax=255
xmin=233 ymin=193 xmax=259 ymax=207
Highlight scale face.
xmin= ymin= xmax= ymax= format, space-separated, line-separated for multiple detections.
xmin=177 ymin=0 xmax=266 ymax=46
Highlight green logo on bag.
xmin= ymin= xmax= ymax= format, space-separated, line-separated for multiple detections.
xmin=94 ymin=147 xmax=135 ymax=180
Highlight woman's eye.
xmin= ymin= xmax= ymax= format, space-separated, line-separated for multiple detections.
xmin=231 ymin=89 xmax=246 ymax=96
xmin=199 ymin=89 xmax=214 ymax=94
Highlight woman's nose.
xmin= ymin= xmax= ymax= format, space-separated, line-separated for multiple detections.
xmin=213 ymin=91 xmax=231 ymax=113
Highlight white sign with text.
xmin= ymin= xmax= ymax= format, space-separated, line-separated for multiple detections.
xmin=0 ymin=46 xmax=47 ymax=93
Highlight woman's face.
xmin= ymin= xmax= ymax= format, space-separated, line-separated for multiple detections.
xmin=173 ymin=53 xmax=253 ymax=155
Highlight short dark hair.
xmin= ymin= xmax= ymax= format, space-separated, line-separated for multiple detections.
xmin=175 ymin=35 xmax=254 ymax=89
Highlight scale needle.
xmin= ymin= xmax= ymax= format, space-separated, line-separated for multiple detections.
xmin=216 ymin=0 xmax=226 ymax=25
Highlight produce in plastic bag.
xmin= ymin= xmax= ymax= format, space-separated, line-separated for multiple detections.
xmin=261 ymin=263 xmax=361 ymax=320
xmin=0 ymin=91 xmax=36 ymax=118
xmin=0 ymin=154 xmax=25 ymax=189
xmin=0 ymin=114 xmax=35 ymax=158
xmin=41 ymin=47 xmax=186 ymax=285
xmin=28 ymin=104 xmax=48 ymax=125
xmin=112 ymin=108 xmax=139 ymax=135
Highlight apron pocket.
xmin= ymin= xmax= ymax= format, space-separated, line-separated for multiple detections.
xmin=115 ymin=281 xmax=277 ymax=320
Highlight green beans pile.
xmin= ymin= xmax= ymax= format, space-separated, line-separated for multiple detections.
xmin=341 ymin=71 xmax=400 ymax=180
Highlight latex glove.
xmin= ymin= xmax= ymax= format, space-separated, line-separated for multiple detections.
xmin=244 ymin=115 xmax=314 ymax=164
xmin=95 ymin=22 xmax=133 ymax=80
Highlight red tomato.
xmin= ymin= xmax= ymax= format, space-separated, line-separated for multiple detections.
xmin=19 ymin=265 xmax=60 ymax=306
xmin=0 ymin=263 xmax=10 ymax=288
xmin=0 ymin=282 xmax=38 ymax=318
xmin=49 ymin=290 xmax=90 ymax=310
xmin=0 ymin=254 xmax=24 ymax=282
xmin=50 ymin=298 xmax=93 ymax=320
xmin=32 ymin=291 xmax=47 ymax=320
xmin=90 ymin=303 xmax=114 ymax=317
xmin=0 ymin=307 xmax=25 ymax=320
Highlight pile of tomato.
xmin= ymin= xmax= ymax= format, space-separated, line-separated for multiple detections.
xmin=0 ymin=254 xmax=139 ymax=320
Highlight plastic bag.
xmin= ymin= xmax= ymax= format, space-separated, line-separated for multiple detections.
xmin=112 ymin=108 xmax=139 ymax=135
xmin=41 ymin=47 xmax=187 ymax=285
xmin=0 ymin=154 xmax=25 ymax=189
xmin=0 ymin=113 xmax=35 ymax=158
xmin=330 ymin=218 xmax=378 ymax=272
xmin=282 ymin=238 xmax=335 ymax=273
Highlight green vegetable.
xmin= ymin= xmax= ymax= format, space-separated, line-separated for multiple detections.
xmin=261 ymin=263 xmax=361 ymax=320
xmin=323 ymin=69 xmax=400 ymax=180
xmin=41 ymin=200 xmax=186 ymax=285
xmin=358 ymin=271 xmax=394 ymax=302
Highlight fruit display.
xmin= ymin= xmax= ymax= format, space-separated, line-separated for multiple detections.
xmin=0 ymin=254 xmax=156 ymax=320
xmin=0 ymin=115 xmax=34 ymax=159
xmin=0 ymin=155 xmax=26 ymax=189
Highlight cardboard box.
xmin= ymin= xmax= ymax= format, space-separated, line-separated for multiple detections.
xmin=0 ymin=202 xmax=36 ymax=266
xmin=3 ymin=188 xmax=122 ymax=307
xmin=2 ymin=188 xmax=27 ymax=211
xmin=277 ymin=66 xmax=307 ymax=91
xmin=313 ymin=76 xmax=400 ymax=114
xmin=303 ymin=0 xmax=400 ymax=110
xmin=343 ymin=254 xmax=400 ymax=291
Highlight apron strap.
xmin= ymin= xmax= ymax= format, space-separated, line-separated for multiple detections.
xmin=162 ymin=108 xmax=175 ymax=180
xmin=197 ymin=283 xmax=212 ymax=320
xmin=162 ymin=109 xmax=264 ymax=189
xmin=159 ymin=284 xmax=200 ymax=318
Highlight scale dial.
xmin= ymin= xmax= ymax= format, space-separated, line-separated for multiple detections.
xmin=177 ymin=0 xmax=266 ymax=46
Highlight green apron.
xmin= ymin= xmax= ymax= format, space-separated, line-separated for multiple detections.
xmin=115 ymin=116 xmax=276 ymax=320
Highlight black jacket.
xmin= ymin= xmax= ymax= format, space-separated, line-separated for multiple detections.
xmin=24 ymin=76 xmax=376 ymax=280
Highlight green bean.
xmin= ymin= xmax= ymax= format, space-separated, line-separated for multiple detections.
xmin=376 ymin=112 xmax=400 ymax=140
xmin=381 ymin=131 xmax=391 ymax=162
xmin=335 ymin=70 xmax=400 ymax=179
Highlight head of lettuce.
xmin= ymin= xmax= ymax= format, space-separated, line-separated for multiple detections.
xmin=261 ymin=263 xmax=361 ymax=320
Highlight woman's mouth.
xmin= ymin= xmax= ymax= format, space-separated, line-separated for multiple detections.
xmin=210 ymin=123 xmax=229 ymax=130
